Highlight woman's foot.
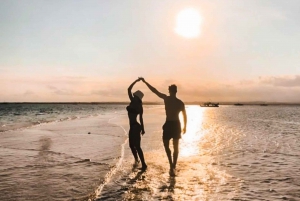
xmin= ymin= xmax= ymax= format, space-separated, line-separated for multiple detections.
xmin=169 ymin=168 xmax=176 ymax=176
xmin=140 ymin=164 xmax=147 ymax=172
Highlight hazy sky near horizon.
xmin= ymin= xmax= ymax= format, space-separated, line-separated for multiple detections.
xmin=1 ymin=0 xmax=300 ymax=102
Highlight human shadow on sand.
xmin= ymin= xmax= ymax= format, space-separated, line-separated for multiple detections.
xmin=159 ymin=176 xmax=176 ymax=193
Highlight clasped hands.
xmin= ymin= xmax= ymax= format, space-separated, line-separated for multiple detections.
xmin=136 ymin=77 xmax=145 ymax=83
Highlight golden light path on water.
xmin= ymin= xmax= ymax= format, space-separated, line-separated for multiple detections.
xmin=180 ymin=105 xmax=205 ymax=157
xmin=174 ymin=105 xmax=235 ymax=200
xmin=117 ymin=105 xmax=245 ymax=200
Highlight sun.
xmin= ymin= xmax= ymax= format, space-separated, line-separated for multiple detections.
xmin=175 ymin=8 xmax=202 ymax=38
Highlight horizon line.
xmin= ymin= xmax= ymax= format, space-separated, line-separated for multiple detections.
xmin=1 ymin=101 xmax=300 ymax=105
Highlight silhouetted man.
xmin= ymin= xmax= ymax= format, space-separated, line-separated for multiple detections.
xmin=141 ymin=78 xmax=187 ymax=176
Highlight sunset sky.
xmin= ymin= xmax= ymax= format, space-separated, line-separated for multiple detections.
xmin=1 ymin=0 xmax=300 ymax=102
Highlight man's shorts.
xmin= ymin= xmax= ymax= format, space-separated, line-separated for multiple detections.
xmin=162 ymin=121 xmax=181 ymax=140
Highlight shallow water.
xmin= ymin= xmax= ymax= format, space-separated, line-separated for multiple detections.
xmin=97 ymin=105 xmax=300 ymax=201
xmin=1 ymin=104 xmax=300 ymax=200
xmin=0 ymin=103 xmax=125 ymax=132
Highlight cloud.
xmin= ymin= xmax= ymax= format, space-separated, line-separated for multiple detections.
xmin=1 ymin=74 xmax=300 ymax=102
xmin=91 ymin=86 xmax=127 ymax=98
xmin=259 ymin=75 xmax=300 ymax=87
xmin=91 ymin=89 xmax=114 ymax=97
xmin=23 ymin=90 xmax=34 ymax=96
xmin=239 ymin=79 xmax=255 ymax=85
xmin=176 ymin=76 xmax=300 ymax=103
xmin=263 ymin=7 xmax=287 ymax=21
xmin=229 ymin=3 xmax=287 ymax=23
xmin=47 ymin=85 xmax=87 ymax=96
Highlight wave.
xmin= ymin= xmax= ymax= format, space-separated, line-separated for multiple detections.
xmin=90 ymin=116 xmax=129 ymax=200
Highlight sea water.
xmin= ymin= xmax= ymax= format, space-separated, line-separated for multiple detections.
xmin=98 ymin=105 xmax=300 ymax=201
xmin=1 ymin=104 xmax=300 ymax=201
xmin=0 ymin=103 xmax=125 ymax=132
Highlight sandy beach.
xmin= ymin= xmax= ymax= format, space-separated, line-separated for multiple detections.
xmin=0 ymin=112 xmax=126 ymax=201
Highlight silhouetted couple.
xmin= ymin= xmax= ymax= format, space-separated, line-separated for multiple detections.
xmin=127 ymin=77 xmax=187 ymax=176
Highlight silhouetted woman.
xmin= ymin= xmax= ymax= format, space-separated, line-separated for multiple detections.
xmin=127 ymin=78 xmax=147 ymax=171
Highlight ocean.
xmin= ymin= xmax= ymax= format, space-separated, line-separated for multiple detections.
xmin=0 ymin=103 xmax=299 ymax=200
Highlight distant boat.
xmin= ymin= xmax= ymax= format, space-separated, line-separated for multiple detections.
xmin=200 ymin=102 xmax=219 ymax=107
xmin=234 ymin=103 xmax=244 ymax=106
xmin=260 ymin=104 xmax=268 ymax=106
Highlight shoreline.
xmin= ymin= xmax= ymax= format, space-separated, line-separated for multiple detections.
xmin=0 ymin=113 xmax=127 ymax=201
xmin=1 ymin=102 xmax=300 ymax=106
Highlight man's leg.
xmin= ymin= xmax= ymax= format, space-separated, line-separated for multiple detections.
xmin=163 ymin=139 xmax=173 ymax=169
xmin=172 ymin=139 xmax=179 ymax=169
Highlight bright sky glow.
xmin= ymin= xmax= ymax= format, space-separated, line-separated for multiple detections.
xmin=175 ymin=8 xmax=202 ymax=38
xmin=1 ymin=0 xmax=300 ymax=102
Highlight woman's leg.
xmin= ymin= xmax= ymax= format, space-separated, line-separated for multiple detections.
xmin=135 ymin=138 xmax=147 ymax=170
xmin=137 ymin=148 xmax=146 ymax=168
xmin=130 ymin=124 xmax=147 ymax=170
xmin=129 ymin=136 xmax=139 ymax=162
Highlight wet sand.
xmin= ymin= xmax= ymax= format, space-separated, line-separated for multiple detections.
xmin=0 ymin=114 xmax=126 ymax=201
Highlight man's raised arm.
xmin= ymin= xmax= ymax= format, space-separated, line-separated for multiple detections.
xmin=140 ymin=78 xmax=166 ymax=99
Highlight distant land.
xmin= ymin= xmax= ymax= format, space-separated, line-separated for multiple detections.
xmin=1 ymin=102 xmax=300 ymax=106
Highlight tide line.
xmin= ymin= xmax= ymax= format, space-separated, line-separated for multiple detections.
xmin=91 ymin=115 xmax=128 ymax=200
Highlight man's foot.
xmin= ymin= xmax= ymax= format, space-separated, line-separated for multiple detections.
xmin=139 ymin=164 xmax=147 ymax=172
xmin=169 ymin=168 xmax=176 ymax=177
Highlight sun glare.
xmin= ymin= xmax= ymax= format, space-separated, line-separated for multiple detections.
xmin=180 ymin=105 xmax=204 ymax=157
xmin=175 ymin=8 xmax=202 ymax=38
xmin=175 ymin=8 xmax=201 ymax=38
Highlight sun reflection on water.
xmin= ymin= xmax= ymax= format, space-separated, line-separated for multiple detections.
xmin=180 ymin=105 xmax=205 ymax=157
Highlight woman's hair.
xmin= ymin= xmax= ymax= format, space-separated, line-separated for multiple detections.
xmin=133 ymin=90 xmax=144 ymax=100
xmin=133 ymin=96 xmax=142 ymax=104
